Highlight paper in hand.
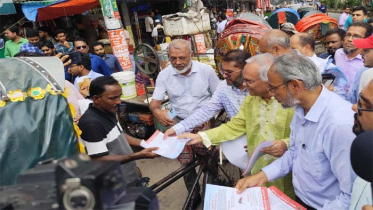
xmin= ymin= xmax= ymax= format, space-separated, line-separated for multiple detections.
xmin=140 ymin=130 xmax=190 ymax=159
xmin=243 ymin=140 xmax=273 ymax=176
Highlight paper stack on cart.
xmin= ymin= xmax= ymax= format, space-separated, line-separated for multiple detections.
xmin=204 ymin=184 xmax=306 ymax=210
xmin=140 ymin=130 xmax=190 ymax=159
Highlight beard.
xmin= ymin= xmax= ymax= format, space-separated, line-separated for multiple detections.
xmin=280 ymin=88 xmax=300 ymax=109
xmin=172 ymin=60 xmax=192 ymax=74
xmin=353 ymin=113 xmax=364 ymax=135
xmin=231 ymin=73 xmax=244 ymax=88
xmin=343 ymin=47 xmax=358 ymax=55
xmin=327 ymin=48 xmax=337 ymax=56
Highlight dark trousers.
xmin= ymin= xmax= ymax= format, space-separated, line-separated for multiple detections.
xmin=295 ymin=196 xmax=316 ymax=210
xmin=146 ymin=32 xmax=155 ymax=47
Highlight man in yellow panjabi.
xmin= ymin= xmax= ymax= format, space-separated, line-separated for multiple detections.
xmin=179 ymin=53 xmax=295 ymax=198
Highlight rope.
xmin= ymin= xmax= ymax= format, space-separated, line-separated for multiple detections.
xmin=0 ymin=17 xmax=26 ymax=36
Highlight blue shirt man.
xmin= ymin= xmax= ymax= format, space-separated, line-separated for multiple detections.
xmin=235 ymin=52 xmax=356 ymax=209
xmin=319 ymin=2 xmax=327 ymax=14
xmin=92 ymin=42 xmax=124 ymax=73
xmin=20 ymin=42 xmax=43 ymax=55
xmin=65 ymin=38 xmax=112 ymax=82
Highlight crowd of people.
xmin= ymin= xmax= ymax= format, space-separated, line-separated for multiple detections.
xmin=1 ymin=4 xmax=373 ymax=210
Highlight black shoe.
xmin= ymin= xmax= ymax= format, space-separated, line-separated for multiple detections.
xmin=186 ymin=194 xmax=202 ymax=210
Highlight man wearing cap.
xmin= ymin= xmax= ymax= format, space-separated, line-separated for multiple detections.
xmin=348 ymin=33 xmax=373 ymax=210
xmin=349 ymin=79 xmax=373 ymax=209
xmin=67 ymin=53 xmax=103 ymax=98
xmin=280 ymin=23 xmax=298 ymax=37
xmin=151 ymin=19 xmax=165 ymax=45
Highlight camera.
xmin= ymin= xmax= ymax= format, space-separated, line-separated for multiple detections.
xmin=0 ymin=154 xmax=158 ymax=210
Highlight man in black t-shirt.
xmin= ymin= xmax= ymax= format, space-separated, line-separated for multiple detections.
xmin=78 ymin=76 xmax=158 ymax=186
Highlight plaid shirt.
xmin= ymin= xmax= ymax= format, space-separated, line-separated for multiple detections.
xmin=54 ymin=42 xmax=74 ymax=54
xmin=19 ymin=42 xmax=43 ymax=55
xmin=172 ymin=80 xmax=248 ymax=135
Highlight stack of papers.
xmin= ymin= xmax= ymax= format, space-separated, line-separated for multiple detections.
xmin=204 ymin=184 xmax=306 ymax=210
xmin=140 ymin=130 xmax=190 ymax=159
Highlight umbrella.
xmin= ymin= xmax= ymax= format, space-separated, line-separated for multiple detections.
xmin=268 ymin=8 xmax=300 ymax=29
xmin=22 ymin=0 xmax=99 ymax=22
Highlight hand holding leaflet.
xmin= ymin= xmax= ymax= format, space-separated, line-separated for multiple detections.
xmin=140 ymin=130 xmax=190 ymax=159
xmin=243 ymin=140 xmax=273 ymax=176
xmin=204 ymin=184 xmax=306 ymax=210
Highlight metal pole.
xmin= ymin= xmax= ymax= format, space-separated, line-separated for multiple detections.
xmin=99 ymin=0 xmax=133 ymax=71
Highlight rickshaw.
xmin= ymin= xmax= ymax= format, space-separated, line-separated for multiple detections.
xmin=0 ymin=57 xmax=78 ymax=186
xmin=268 ymin=8 xmax=300 ymax=29
xmin=214 ymin=12 xmax=271 ymax=75
xmin=297 ymin=6 xmax=315 ymax=19
xmin=295 ymin=13 xmax=338 ymax=42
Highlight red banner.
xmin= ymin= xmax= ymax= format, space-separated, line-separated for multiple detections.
xmin=256 ymin=0 xmax=263 ymax=9
xmin=108 ymin=28 xmax=133 ymax=71
xmin=265 ymin=0 xmax=270 ymax=9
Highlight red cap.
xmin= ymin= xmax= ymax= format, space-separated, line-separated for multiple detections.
xmin=353 ymin=34 xmax=373 ymax=49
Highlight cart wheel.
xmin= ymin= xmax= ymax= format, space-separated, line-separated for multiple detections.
xmin=133 ymin=43 xmax=160 ymax=76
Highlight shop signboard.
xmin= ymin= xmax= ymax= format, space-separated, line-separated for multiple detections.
xmin=108 ymin=29 xmax=133 ymax=71
xmin=195 ymin=34 xmax=206 ymax=53
xmin=99 ymin=0 xmax=120 ymax=19
xmin=226 ymin=9 xmax=233 ymax=21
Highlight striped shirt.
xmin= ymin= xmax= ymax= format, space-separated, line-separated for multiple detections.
xmin=172 ymin=80 xmax=248 ymax=135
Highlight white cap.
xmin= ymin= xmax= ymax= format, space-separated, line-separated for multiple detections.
xmin=155 ymin=19 xmax=160 ymax=23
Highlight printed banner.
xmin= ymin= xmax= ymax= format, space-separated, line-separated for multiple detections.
xmin=194 ymin=34 xmax=206 ymax=53
xmin=99 ymin=0 xmax=119 ymax=19
xmin=265 ymin=0 xmax=270 ymax=9
xmin=108 ymin=29 xmax=133 ymax=71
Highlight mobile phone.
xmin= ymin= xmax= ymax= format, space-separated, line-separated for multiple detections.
xmin=322 ymin=73 xmax=335 ymax=87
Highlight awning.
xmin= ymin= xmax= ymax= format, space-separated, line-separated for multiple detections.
xmin=22 ymin=0 xmax=99 ymax=22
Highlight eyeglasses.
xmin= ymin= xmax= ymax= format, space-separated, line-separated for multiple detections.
xmin=357 ymin=98 xmax=373 ymax=116
xmin=76 ymin=45 xmax=87 ymax=50
xmin=344 ymin=33 xmax=363 ymax=40
xmin=242 ymin=77 xmax=259 ymax=86
xmin=268 ymin=80 xmax=291 ymax=92
xmin=219 ymin=69 xmax=241 ymax=77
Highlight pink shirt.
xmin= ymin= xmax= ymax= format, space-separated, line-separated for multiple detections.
xmin=334 ymin=48 xmax=364 ymax=87
xmin=339 ymin=13 xmax=349 ymax=29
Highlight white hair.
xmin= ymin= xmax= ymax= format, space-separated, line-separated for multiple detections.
xmin=168 ymin=39 xmax=192 ymax=53
xmin=245 ymin=53 xmax=275 ymax=82
xmin=272 ymin=51 xmax=322 ymax=90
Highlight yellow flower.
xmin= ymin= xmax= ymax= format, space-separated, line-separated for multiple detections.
xmin=27 ymin=87 xmax=46 ymax=100
xmin=8 ymin=90 xmax=27 ymax=102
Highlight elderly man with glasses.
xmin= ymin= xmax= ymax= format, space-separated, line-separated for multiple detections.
xmin=234 ymin=52 xmax=356 ymax=210
xmin=149 ymin=39 xmax=220 ymax=209
xmin=179 ymin=53 xmax=295 ymax=199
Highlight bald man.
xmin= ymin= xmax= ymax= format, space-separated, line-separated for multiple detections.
xmin=290 ymin=33 xmax=335 ymax=72
xmin=259 ymin=29 xmax=292 ymax=56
